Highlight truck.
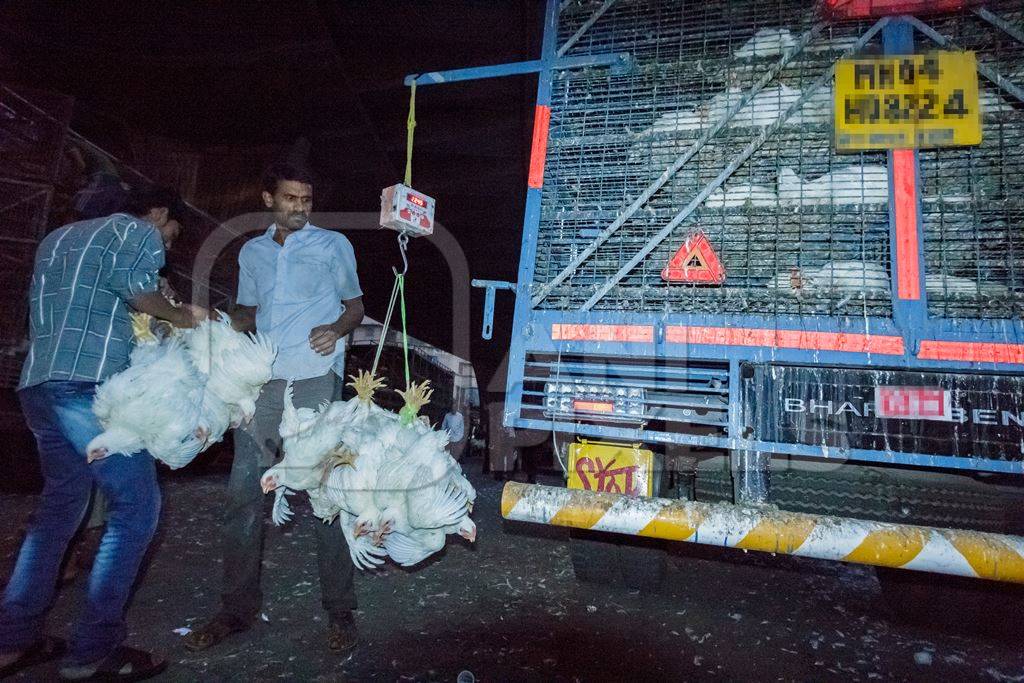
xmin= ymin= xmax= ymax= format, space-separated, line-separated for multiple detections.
xmin=409 ymin=0 xmax=1024 ymax=616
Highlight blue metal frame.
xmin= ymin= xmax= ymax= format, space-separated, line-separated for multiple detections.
xmin=471 ymin=279 xmax=516 ymax=340
xmin=404 ymin=52 xmax=630 ymax=87
xmin=885 ymin=20 xmax=930 ymax=354
xmin=408 ymin=1 xmax=1024 ymax=474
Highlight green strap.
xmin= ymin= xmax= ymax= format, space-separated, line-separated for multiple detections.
xmin=369 ymin=238 xmax=413 ymax=388
xmin=398 ymin=273 xmax=410 ymax=389
xmin=405 ymin=82 xmax=416 ymax=187
xmin=370 ymin=275 xmax=401 ymax=378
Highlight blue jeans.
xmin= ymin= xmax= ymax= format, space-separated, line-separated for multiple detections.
xmin=0 ymin=381 xmax=160 ymax=665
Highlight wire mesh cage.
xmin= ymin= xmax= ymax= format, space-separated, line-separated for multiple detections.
xmin=0 ymin=85 xmax=72 ymax=185
xmin=916 ymin=1 xmax=1024 ymax=319
xmin=535 ymin=0 xmax=1024 ymax=322
xmin=0 ymin=179 xmax=51 ymax=244
xmin=0 ymin=241 xmax=38 ymax=346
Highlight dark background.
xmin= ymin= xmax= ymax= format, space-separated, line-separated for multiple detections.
xmin=0 ymin=0 xmax=546 ymax=396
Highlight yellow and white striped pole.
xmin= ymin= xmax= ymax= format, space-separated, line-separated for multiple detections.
xmin=501 ymin=482 xmax=1024 ymax=584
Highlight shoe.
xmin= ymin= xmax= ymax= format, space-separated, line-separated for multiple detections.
xmin=58 ymin=645 xmax=166 ymax=681
xmin=182 ymin=613 xmax=251 ymax=652
xmin=327 ymin=613 xmax=358 ymax=655
xmin=0 ymin=636 xmax=66 ymax=678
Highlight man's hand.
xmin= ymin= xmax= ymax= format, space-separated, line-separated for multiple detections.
xmin=175 ymin=304 xmax=209 ymax=329
xmin=129 ymin=291 xmax=207 ymax=330
xmin=309 ymin=323 xmax=342 ymax=356
xmin=159 ymin=277 xmax=179 ymax=304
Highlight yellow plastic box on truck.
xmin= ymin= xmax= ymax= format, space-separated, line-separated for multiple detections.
xmin=567 ymin=440 xmax=654 ymax=497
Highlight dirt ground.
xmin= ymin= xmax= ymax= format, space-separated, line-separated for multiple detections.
xmin=3 ymin=458 xmax=1024 ymax=682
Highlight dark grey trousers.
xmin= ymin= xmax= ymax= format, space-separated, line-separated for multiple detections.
xmin=220 ymin=373 xmax=356 ymax=622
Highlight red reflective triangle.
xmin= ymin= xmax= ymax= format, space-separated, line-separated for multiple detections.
xmin=661 ymin=231 xmax=725 ymax=284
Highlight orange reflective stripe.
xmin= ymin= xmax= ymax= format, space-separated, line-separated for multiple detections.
xmin=665 ymin=326 xmax=905 ymax=355
xmin=528 ymin=105 xmax=551 ymax=189
xmin=551 ymin=324 xmax=654 ymax=342
xmin=919 ymin=340 xmax=1024 ymax=364
xmin=893 ymin=149 xmax=921 ymax=300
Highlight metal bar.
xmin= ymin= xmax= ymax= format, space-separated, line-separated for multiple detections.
xmin=525 ymin=359 xmax=730 ymax=381
xmin=532 ymin=20 xmax=832 ymax=306
xmin=502 ymin=0 xmax=562 ymax=430
xmin=904 ymin=15 xmax=1024 ymax=104
xmin=733 ymin=450 xmax=771 ymax=504
xmin=884 ymin=20 xmax=928 ymax=353
xmin=0 ymin=236 xmax=45 ymax=246
xmin=728 ymin=360 xmax=769 ymax=504
xmin=521 ymin=336 xmax=1024 ymax=373
xmin=522 ymin=307 xmax=1024 ymax=342
xmin=556 ymin=0 xmax=617 ymax=58
xmin=0 ymin=187 xmax=51 ymax=216
xmin=508 ymin=415 xmax=1024 ymax=474
xmin=473 ymin=278 xmax=516 ymax=339
xmin=501 ymin=482 xmax=1024 ymax=583
xmin=483 ymin=286 xmax=497 ymax=340
xmin=581 ymin=17 xmax=891 ymax=311
xmin=471 ymin=279 xmax=517 ymax=338
xmin=974 ymin=7 xmax=1024 ymax=47
xmin=403 ymin=52 xmax=628 ymax=87
xmin=471 ymin=279 xmax=517 ymax=291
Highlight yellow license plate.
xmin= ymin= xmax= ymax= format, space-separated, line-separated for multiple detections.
xmin=835 ymin=51 xmax=981 ymax=151
xmin=568 ymin=440 xmax=654 ymax=497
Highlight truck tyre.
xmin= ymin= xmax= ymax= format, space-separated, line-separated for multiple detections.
xmin=619 ymin=535 xmax=667 ymax=590
xmin=696 ymin=466 xmax=1012 ymax=533
xmin=875 ymin=567 xmax=1024 ymax=640
xmin=569 ymin=529 xmax=622 ymax=585
xmin=569 ymin=529 xmax=666 ymax=590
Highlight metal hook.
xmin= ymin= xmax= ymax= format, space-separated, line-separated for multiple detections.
xmin=393 ymin=231 xmax=410 ymax=278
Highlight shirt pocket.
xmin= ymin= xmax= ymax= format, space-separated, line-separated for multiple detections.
xmin=290 ymin=255 xmax=334 ymax=301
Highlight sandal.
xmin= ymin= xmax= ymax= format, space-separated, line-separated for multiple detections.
xmin=182 ymin=613 xmax=251 ymax=652
xmin=327 ymin=614 xmax=359 ymax=654
xmin=59 ymin=646 xmax=165 ymax=682
xmin=0 ymin=635 xmax=66 ymax=678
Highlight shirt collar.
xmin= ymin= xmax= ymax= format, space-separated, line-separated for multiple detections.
xmin=265 ymin=222 xmax=312 ymax=240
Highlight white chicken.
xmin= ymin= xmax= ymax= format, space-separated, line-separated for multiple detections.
xmin=810 ymin=260 xmax=890 ymax=294
xmin=926 ymin=273 xmax=1010 ymax=297
xmin=766 ymin=260 xmax=890 ymax=297
xmin=268 ymin=371 xmax=477 ymax=570
xmin=778 ymin=165 xmax=890 ymax=206
xmin=87 ymin=336 xmax=207 ymax=468
xmin=87 ymin=312 xmax=276 ymax=469
xmin=734 ymin=28 xmax=797 ymax=59
xmin=705 ymin=183 xmax=777 ymax=208
xmin=260 ymin=382 xmax=361 ymax=525
xmin=640 ymin=84 xmax=832 ymax=137
xmin=186 ymin=315 xmax=276 ymax=425
xmin=374 ymin=431 xmax=477 ymax=566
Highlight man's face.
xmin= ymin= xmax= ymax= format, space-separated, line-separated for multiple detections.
xmin=158 ymin=219 xmax=181 ymax=250
xmin=263 ymin=180 xmax=313 ymax=231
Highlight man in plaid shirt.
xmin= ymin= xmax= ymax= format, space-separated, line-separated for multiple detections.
xmin=0 ymin=186 xmax=206 ymax=681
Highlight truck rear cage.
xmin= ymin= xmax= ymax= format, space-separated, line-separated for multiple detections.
xmin=917 ymin=6 xmax=1024 ymax=319
xmin=536 ymin=0 xmax=1024 ymax=320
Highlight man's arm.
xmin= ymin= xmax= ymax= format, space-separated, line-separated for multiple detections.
xmin=129 ymin=291 xmax=206 ymax=328
xmin=230 ymin=304 xmax=257 ymax=333
xmin=309 ymin=296 xmax=364 ymax=356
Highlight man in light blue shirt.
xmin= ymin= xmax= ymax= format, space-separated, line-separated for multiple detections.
xmin=186 ymin=163 xmax=365 ymax=657
xmin=235 ymin=210 xmax=361 ymax=381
